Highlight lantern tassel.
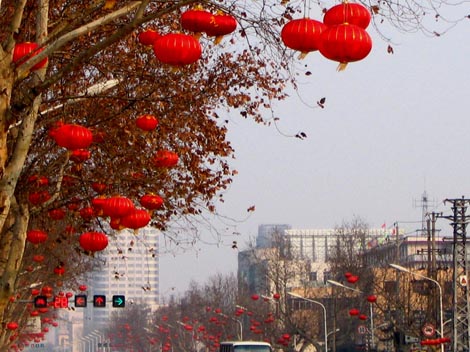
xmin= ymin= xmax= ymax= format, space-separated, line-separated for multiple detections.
xmin=297 ymin=52 xmax=309 ymax=60
xmin=337 ymin=62 xmax=348 ymax=71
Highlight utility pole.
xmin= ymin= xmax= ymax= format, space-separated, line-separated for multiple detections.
xmin=440 ymin=197 xmax=470 ymax=352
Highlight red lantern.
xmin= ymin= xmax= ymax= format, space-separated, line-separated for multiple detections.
xmin=102 ymin=196 xmax=135 ymax=218
xmin=319 ymin=24 xmax=372 ymax=70
xmin=251 ymin=294 xmax=259 ymax=301
xmin=27 ymin=229 xmax=48 ymax=245
xmin=282 ymin=333 xmax=291 ymax=340
xmin=41 ymin=286 xmax=53 ymax=297
xmin=31 ymin=288 xmax=40 ymax=296
xmin=181 ymin=8 xmax=213 ymax=34
xmin=281 ymin=18 xmax=326 ymax=58
xmin=184 ymin=324 xmax=193 ymax=331
xmin=153 ymin=150 xmax=179 ymax=167
xmin=136 ymin=114 xmax=159 ymax=131
xmin=366 ymin=295 xmax=377 ymax=303
xmin=78 ymin=285 xmax=87 ymax=292
xmin=28 ymin=175 xmax=49 ymax=187
xmin=109 ymin=217 xmax=124 ymax=231
xmin=323 ymin=3 xmax=371 ymax=29
xmin=138 ymin=29 xmax=161 ymax=46
xmin=48 ymin=208 xmax=66 ymax=220
xmin=349 ymin=308 xmax=360 ymax=316
xmin=51 ymin=124 xmax=93 ymax=150
xmin=6 ymin=322 xmax=19 ymax=330
xmin=358 ymin=314 xmax=368 ymax=320
xmin=344 ymin=272 xmax=353 ymax=278
xmin=347 ymin=274 xmax=360 ymax=283
xmin=120 ymin=209 xmax=151 ymax=230
xmin=205 ymin=13 xmax=237 ymax=44
xmin=91 ymin=182 xmax=107 ymax=194
xmin=79 ymin=206 xmax=95 ymax=220
xmin=54 ymin=265 xmax=65 ymax=276
xmin=13 ymin=42 xmax=48 ymax=70
xmin=273 ymin=293 xmax=281 ymax=300
xmin=70 ymin=149 xmax=91 ymax=163
xmin=33 ymin=254 xmax=45 ymax=263
xmin=79 ymin=232 xmax=108 ymax=252
xmin=92 ymin=196 xmax=107 ymax=215
xmin=153 ymin=33 xmax=202 ymax=66
xmin=140 ymin=194 xmax=164 ymax=210
xmin=28 ymin=190 xmax=51 ymax=205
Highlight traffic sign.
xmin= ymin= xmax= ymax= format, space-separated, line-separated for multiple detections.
xmin=112 ymin=295 xmax=125 ymax=308
xmin=93 ymin=295 xmax=106 ymax=307
xmin=357 ymin=324 xmax=367 ymax=335
xmin=74 ymin=295 xmax=87 ymax=308
xmin=422 ymin=323 xmax=435 ymax=337
xmin=33 ymin=296 xmax=48 ymax=308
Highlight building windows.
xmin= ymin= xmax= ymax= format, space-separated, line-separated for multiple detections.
xmin=309 ymin=271 xmax=318 ymax=282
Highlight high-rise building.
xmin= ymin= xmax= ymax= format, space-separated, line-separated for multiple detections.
xmin=256 ymin=224 xmax=291 ymax=248
xmin=83 ymin=227 xmax=160 ymax=331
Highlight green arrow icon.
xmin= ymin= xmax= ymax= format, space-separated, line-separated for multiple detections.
xmin=112 ymin=295 xmax=125 ymax=307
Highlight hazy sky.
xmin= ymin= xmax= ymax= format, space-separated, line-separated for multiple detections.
xmin=159 ymin=10 xmax=470 ymax=295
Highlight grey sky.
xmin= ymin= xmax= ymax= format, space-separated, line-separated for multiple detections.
xmin=160 ymin=18 xmax=470 ymax=295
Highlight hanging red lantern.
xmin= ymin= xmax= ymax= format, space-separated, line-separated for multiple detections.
xmin=358 ymin=314 xmax=368 ymax=320
xmin=349 ymin=308 xmax=360 ymax=316
xmin=251 ymin=294 xmax=259 ymax=301
xmin=28 ymin=190 xmax=51 ymax=206
xmin=120 ymin=209 xmax=151 ymax=230
xmin=31 ymin=288 xmax=40 ymax=296
xmin=79 ymin=206 xmax=95 ymax=220
xmin=366 ymin=295 xmax=377 ymax=303
xmin=205 ymin=12 xmax=237 ymax=44
xmin=27 ymin=229 xmax=48 ymax=245
xmin=136 ymin=114 xmax=159 ymax=131
xmin=41 ymin=286 xmax=53 ymax=297
xmin=344 ymin=272 xmax=353 ymax=278
xmin=92 ymin=196 xmax=107 ymax=215
xmin=6 ymin=322 xmax=19 ymax=330
xmin=181 ymin=7 xmax=213 ymax=35
xmin=319 ymin=24 xmax=372 ymax=71
xmin=138 ymin=29 xmax=161 ymax=46
xmin=79 ymin=232 xmax=108 ymax=252
xmin=102 ymin=196 xmax=135 ymax=218
xmin=109 ymin=217 xmax=124 ymax=231
xmin=13 ymin=42 xmax=48 ymax=70
xmin=323 ymin=3 xmax=371 ymax=29
xmin=347 ymin=274 xmax=360 ymax=283
xmin=153 ymin=150 xmax=179 ymax=167
xmin=70 ymin=149 xmax=91 ymax=163
xmin=51 ymin=124 xmax=93 ymax=150
xmin=33 ymin=254 xmax=45 ymax=263
xmin=281 ymin=18 xmax=326 ymax=58
xmin=78 ymin=285 xmax=87 ymax=292
xmin=28 ymin=175 xmax=49 ymax=187
xmin=273 ymin=293 xmax=281 ymax=300
xmin=91 ymin=182 xmax=107 ymax=194
xmin=48 ymin=208 xmax=66 ymax=220
xmin=282 ymin=333 xmax=291 ymax=340
xmin=153 ymin=33 xmax=202 ymax=66
xmin=184 ymin=324 xmax=193 ymax=331
xmin=140 ymin=194 xmax=164 ymax=210
xmin=54 ymin=265 xmax=65 ymax=276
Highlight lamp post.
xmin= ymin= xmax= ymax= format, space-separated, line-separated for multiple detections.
xmin=218 ymin=310 xmax=243 ymax=340
xmin=327 ymin=280 xmax=375 ymax=350
xmin=288 ymin=292 xmax=328 ymax=352
xmin=389 ymin=263 xmax=444 ymax=352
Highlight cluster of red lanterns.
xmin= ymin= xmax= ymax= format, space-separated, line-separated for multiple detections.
xmin=281 ymin=1 xmax=372 ymax=70
xmin=137 ymin=6 xmax=237 ymax=67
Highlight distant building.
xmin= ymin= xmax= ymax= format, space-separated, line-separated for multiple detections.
xmin=256 ymin=224 xmax=291 ymax=248
xmin=83 ymin=227 xmax=160 ymax=332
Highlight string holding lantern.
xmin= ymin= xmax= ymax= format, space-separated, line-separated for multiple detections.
xmin=281 ymin=18 xmax=326 ymax=59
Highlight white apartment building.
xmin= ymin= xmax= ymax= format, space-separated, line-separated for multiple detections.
xmin=83 ymin=227 xmax=160 ymax=330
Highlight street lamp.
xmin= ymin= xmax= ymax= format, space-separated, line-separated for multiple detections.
xmin=389 ymin=263 xmax=444 ymax=352
xmin=287 ymin=292 xmax=328 ymax=352
xmin=327 ymin=280 xmax=375 ymax=350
